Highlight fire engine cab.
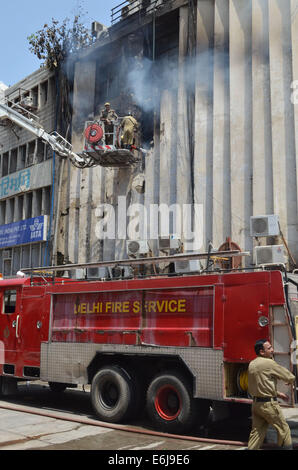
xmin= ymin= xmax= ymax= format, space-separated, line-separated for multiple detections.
xmin=0 ymin=253 xmax=296 ymax=434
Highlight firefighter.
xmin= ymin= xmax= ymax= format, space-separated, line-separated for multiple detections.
xmin=99 ymin=102 xmax=118 ymax=145
xmin=247 ymin=339 xmax=295 ymax=450
xmin=120 ymin=112 xmax=139 ymax=149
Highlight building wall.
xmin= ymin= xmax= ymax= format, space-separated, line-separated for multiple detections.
xmin=58 ymin=0 xmax=298 ymax=269
xmin=0 ymin=68 xmax=56 ymax=275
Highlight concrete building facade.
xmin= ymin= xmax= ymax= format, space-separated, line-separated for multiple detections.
xmin=0 ymin=69 xmax=56 ymax=275
xmin=56 ymin=0 xmax=297 ymax=271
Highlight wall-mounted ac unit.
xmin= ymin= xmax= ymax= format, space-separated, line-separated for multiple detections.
xmin=250 ymin=215 xmax=280 ymax=237
xmin=127 ymin=240 xmax=150 ymax=256
xmin=91 ymin=21 xmax=107 ymax=39
xmin=20 ymin=96 xmax=34 ymax=108
xmin=74 ymin=268 xmax=86 ymax=279
xmin=111 ymin=266 xmax=133 ymax=279
xmin=158 ymin=236 xmax=181 ymax=251
xmin=86 ymin=267 xmax=108 ymax=279
xmin=254 ymin=245 xmax=285 ymax=265
xmin=174 ymin=260 xmax=201 ymax=274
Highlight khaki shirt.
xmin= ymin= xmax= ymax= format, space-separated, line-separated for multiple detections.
xmin=248 ymin=356 xmax=295 ymax=398
xmin=120 ymin=116 xmax=138 ymax=131
xmin=99 ymin=109 xmax=118 ymax=122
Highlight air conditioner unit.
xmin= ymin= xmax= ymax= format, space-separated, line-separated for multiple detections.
xmin=111 ymin=266 xmax=133 ymax=279
xmin=254 ymin=245 xmax=285 ymax=265
xmin=91 ymin=21 xmax=107 ymax=39
xmin=20 ymin=96 xmax=34 ymax=108
xmin=74 ymin=268 xmax=86 ymax=279
xmin=86 ymin=267 xmax=108 ymax=279
xmin=250 ymin=215 xmax=280 ymax=237
xmin=174 ymin=260 xmax=201 ymax=274
xmin=2 ymin=250 xmax=12 ymax=259
xmin=158 ymin=236 xmax=181 ymax=251
xmin=127 ymin=240 xmax=150 ymax=256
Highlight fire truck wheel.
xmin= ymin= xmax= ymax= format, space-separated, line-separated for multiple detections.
xmin=146 ymin=372 xmax=197 ymax=434
xmin=91 ymin=366 xmax=135 ymax=423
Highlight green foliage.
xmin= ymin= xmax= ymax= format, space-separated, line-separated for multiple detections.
xmin=28 ymin=15 xmax=93 ymax=70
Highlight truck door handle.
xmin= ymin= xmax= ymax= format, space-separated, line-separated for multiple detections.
xmin=16 ymin=315 xmax=20 ymax=338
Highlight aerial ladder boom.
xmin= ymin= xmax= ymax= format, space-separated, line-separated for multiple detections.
xmin=0 ymin=101 xmax=93 ymax=168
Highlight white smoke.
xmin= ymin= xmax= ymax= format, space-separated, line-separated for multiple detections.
xmin=126 ymin=49 xmax=229 ymax=113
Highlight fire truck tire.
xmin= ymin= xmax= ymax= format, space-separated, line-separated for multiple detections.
xmin=146 ymin=371 xmax=198 ymax=434
xmin=91 ymin=366 xmax=136 ymax=423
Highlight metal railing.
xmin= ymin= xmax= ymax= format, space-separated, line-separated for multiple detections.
xmin=111 ymin=0 xmax=168 ymax=25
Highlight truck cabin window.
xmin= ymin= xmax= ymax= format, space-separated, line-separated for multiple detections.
xmin=3 ymin=290 xmax=17 ymax=314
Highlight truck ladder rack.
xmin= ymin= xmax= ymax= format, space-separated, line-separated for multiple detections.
xmin=20 ymin=250 xmax=250 ymax=275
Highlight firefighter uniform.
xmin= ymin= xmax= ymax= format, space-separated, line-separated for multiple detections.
xmin=247 ymin=356 xmax=295 ymax=450
xmin=99 ymin=103 xmax=118 ymax=145
xmin=120 ymin=115 xmax=139 ymax=148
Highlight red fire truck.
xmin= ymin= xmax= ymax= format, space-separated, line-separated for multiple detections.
xmin=0 ymin=257 xmax=296 ymax=434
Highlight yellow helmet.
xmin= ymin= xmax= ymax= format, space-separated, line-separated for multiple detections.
xmin=105 ymin=102 xmax=110 ymax=106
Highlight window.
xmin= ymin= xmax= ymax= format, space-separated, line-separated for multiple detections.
xmin=40 ymin=81 xmax=48 ymax=107
xmin=27 ymin=141 xmax=36 ymax=166
xmin=36 ymin=140 xmax=45 ymax=163
xmin=3 ymin=290 xmax=17 ymax=314
xmin=10 ymin=149 xmax=17 ymax=174
xmin=2 ymin=152 xmax=9 ymax=177
xmin=31 ymin=87 xmax=38 ymax=108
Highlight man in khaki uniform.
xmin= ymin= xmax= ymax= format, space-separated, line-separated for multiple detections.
xmin=120 ymin=112 xmax=139 ymax=149
xmin=99 ymin=102 xmax=118 ymax=145
xmin=247 ymin=339 xmax=295 ymax=450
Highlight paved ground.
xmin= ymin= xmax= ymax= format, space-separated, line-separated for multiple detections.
xmin=0 ymin=406 xmax=245 ymax=451
xmin=0 ymin=383 xmax=247 ymax=451
xmin=266 ymin=406 xmax=298 ymax=446
xmin=0 ymin=383 xmax=297 ymax=451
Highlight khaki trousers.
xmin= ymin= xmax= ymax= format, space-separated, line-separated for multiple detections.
xmin=248 ymin=401 xmax=292 ymax=450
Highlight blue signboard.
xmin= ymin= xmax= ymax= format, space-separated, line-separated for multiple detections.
xmin=0 ymin=216 xmax=48 ymax=248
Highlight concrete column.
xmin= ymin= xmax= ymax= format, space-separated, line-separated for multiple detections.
xmin=269 ymin=0 xmax=297 ymax=251
xmin=145 ymin=115 xmax=160 ymax=254
xmin=126 ymin=169 xmax=145 ymax=253
xmin=194 ymin=0 xmax=215 ymax=252
xmin=71 ymin=61 xmax=96 ymax=152
xmin=77 ymin=167 xmax=89 ymax=263
xmin=212 ymin=0 xmax=231 ymax=249
xmin=291 ymin=0 xmax=298 ymax=251
xmin=102 ymin=168 xmax=116 ymax=261
xmin=115 ymin=167 xmax=133 ymax=260
xmin=32 ymin=191 xmax=38 ymax=218
xmin=229 ymin=0 xmax=253 ymax=253
xmin=159 ymin=89 xmax=176 ymax=209
xmin=57 ymin=160 xmax=70 ymax=264
xmin=177 ymin=6 xmax=192 ymax=247
xmin=252 ymin=0 xmax=273 ymax=219
xmin=89 ymin=166 xmax=104 ymax=263
xmin=13 ymin=197 xmax=19 ymax=223
xmin=67 ymin=165 xmax=80 ymax=264
xmin=68 ymin=60 xmax=97 ymax=263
